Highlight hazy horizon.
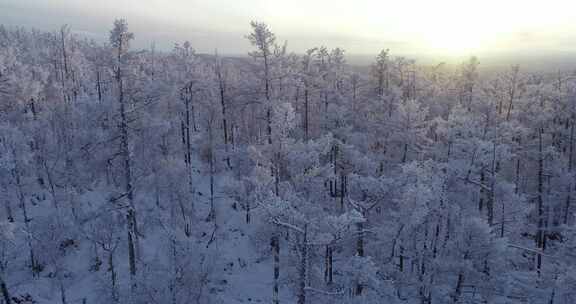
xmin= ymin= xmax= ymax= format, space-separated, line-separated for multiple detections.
xmin=2 ymin=0 xmax=576 ymax=61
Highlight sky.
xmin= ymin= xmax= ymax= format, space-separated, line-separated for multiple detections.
xmin=1 ymin=0 xmax=576 ymax=59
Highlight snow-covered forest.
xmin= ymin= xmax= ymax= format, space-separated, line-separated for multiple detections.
xmin=1 ymin=19 xmax=576 ymax=304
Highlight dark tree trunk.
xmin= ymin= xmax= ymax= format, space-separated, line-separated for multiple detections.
xmin=324 ymin=245 xmax=333 ymax=285
xmin=96 ymin=70 xmax=102 ymax=102
xmin=14 ymin=168 xmax=36 ymax=275
xmin=479 ymin=169 xmax=485 ymax=212
xmin=4 ymin=199 xmax=13 ymax=222
xmin=488 ymin=141 xmax=496 ymax=226
xmin=297 ymin=225 xmax=308 ymax=304
xmin=355 ymin=221 xmax=364 ymax=295
xmin=565 ymin=119 xmax=575 ymax=224
xmin=536 ymin=127 xmax=545 ymax=273
xmin=215 ymin=59 xmax=231 ymax=168
xmin=304 ymin=86 xmax=309 ymax=142
xmin=107 ymin=249 xmax=118 ymax=303
xmin=59 ymin=280 xmax=67 ymax=304
xmin=0 ymin=276 xmax=11 ymax=304
xmin=272 ymin=236 xmax=280 ymax=304
xmin=115 ymin=39 xmax=139 ymax=291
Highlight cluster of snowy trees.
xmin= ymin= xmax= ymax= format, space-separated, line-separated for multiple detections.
xmin=1 ymin=19 xmax=576 ymax=304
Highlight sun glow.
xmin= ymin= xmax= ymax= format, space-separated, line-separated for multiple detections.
xmin=386 ymin=0 xmax=576 ymax=56
xmin=265 ymin=0 xmax=576 ymax=56
xmin=8 ymin=0 xmax=575 ymax=56
xmin=416 ymin=15 xmax=498 ymax=56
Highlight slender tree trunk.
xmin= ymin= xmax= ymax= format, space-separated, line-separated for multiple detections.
xmin=500 ymin=200 xmax=506 ymax=237
xmin=217 ymin=67 xmax=231 ymax=168
xmin=170 ymin=238 xmax=177 ymax=304
xmin=515 ymin=157 xmax=521 ymax=194
xmin=59 ymin=279 xmax=67 ymax=304
xmin=116 ymin=42 xmax=138 ymax=296
xmin=127 ymin=212 xmax=136 ymax=276
xmin=106 ymin=248 xmax=118 ymax=303
xmin=488 ymin=141 xmax=496 ymax=226
xmin=399 ymin=245 xmax=405 ymax=272
xmin=340 ymin=174 xmax=346 ymax=213
xmin=402 ymin=143 xmax=408 ymax=163
xmin=355 ymin=221 xmax=364 ymax=295
xmin=272 ymin=236 xmax=280 ymax=304
xmin=304 ymin=86 xmax=309 ymax=142
xmin=297 ymin=225 xmax=308 ymax=304
xmin=60 ymin=26 xmax=69 ymax=80
xmin=264 ymin=54 xmax=272 ymax=145
xmin=0 ymin=275 xmax=11 ymax=304
xmin=505 ymin=68 xmax=518 ymax=121
xmin=453 ymin=271 xmax=464 ymax=303
xmin=245 ymin=200 xmax=251 ymax=224
xmin=14 ymin=168 xmax=36 ymax=274
xmin=274 ymin=153 xmax=280 ymax=197
xmin=479 ymin=169 xmax=485 ymax=212
xmin=4 ymin=199 xmax=13 ymax=222
xmin=207 ymin=122 xmax=216 ymax=223
xmin=181 ymin=85 xmax=194 ymax=234
xmin=96 ymin=70 xmax=102 ymax=102
xmin=324 ymin=245 xmax=333 ymax=285
xmin=536 ymin=127 xmax=545 ymax=274
xmin=565 ymin=119 xmax=574 ymax=224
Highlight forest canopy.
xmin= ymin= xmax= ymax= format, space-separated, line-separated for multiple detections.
xmin=0 ymin=19 xmax=575 ymax=304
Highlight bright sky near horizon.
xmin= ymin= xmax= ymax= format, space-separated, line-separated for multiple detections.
xmin=1 ymin=0 xmax=576 ymax=57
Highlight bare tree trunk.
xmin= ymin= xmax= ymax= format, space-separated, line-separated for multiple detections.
xmin=536 ymin=127 xmax=545 ymax=274
xmin=340 ymin=174 xmax=346 ymax=214
xmin=214 ymin=55 xmax=231 ymax=168
xmin=324 ymin=245 xmax=333 ymax=285
xmin=297 ymin=225 xmax=308 ymax=304
xmin=3 ymin=199 xmax=13 ymax=222
xmin=479 ymin=169 xmax=485 ymax=212
xmin=206 ymin=116 xmax=219 ymax=247
xmin=565 ymin=119 xmax=574 ymax=224
xmin=500 ymin=200 xmax=506 ymax=237
xmin=13 ymin=168 xmax=37 ymax=275
xmin=115 ymin=40 xmax=138 ymax=297
xmin=60 ymin=25 xmax=69 ymax=80
xmin=515 ymin=157 xmax=521 ymax=194
xmin=272 ymin=236 xmax=280 ymax=304
xmin=264 ymin=54 xmax=273 ymax=145
xmin=399 ymin=245 xmax=405 ymax=272
xmin=207 ymin=120 xmax=216 ymax=223
xmin=170 ymin=238 xmax=178 ymax=304
xmin=59 ymin=279 xmax=67 ymax=304
xmin=304 ymin=85 xmax=309 ymax=142
xmin=96 ymin=69 xmax=103 ymax=102
xmin=245 ymin=199 xmax=251 ymax=224
xmin=505 ymin=66 xmax=519 ymax=121
xmin=0 ymin=275 xmax=11 ymax=304
xmin=488 ymin=141 xmax=496 ymax=226
xmin=274 ymin=153 xmax=280 ymax=197
xmin=401 ymin=143 xmax=408 ymax=163
xmin=180 ymin=84 xmax=195 ymax=235
xmin=106 ymin=248 xmax=118 ymax=303
xmin=452 ymin=271 xmax=464 ymax=303
xmin=355 ymin=221 xmax=364 ymax=295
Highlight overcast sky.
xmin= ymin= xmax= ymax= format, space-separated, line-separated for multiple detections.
xmin=2 ymin=0 xmax=576 ymax=58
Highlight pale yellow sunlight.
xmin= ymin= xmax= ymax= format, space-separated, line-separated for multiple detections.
xmin=263 ymin=0 xmax=576 ymax=56
xmin=2 ymin=0 xmax=576 ymax=55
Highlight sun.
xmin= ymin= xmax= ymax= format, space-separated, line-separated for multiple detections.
xmin=420 ymin=20 xmax=494 ymax=56
xmin=407 ymin=2 xmax=504 ymax=57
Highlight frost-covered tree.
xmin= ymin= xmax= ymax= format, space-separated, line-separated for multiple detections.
xmin=1 ymin=21 xmax=576 ymax=304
